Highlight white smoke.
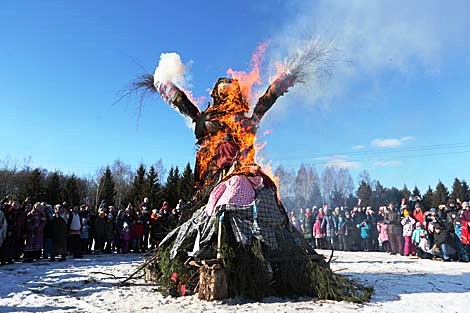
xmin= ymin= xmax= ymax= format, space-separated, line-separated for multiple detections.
xmin=153 ymin=52 xmax=189 ymax=89
xmin=263 ymin=0 xmax=470 ymax=114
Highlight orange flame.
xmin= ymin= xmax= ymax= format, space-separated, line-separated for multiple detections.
xmin=226 ymin=42 xmax=269 ymax=102
xmin=195 ymin=42 xmax=282 ymax=190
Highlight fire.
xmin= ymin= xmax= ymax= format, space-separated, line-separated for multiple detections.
xmin=226 ymin=42 xmax=269 ymax=102
xmin=194 ymin=43 xmax=287 ymax=189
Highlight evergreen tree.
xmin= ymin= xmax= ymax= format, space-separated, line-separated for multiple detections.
xmin=461 ymin=180 xmax=470 ymax=201
xmin=163 ymin=166 xmax=181 ymax=207
xmin=451 ymin=178 xmax=466 ymax=201
xmin=345 ymin=193 xmax=358 ymax=209
xmin=63 ymin=175 xmax=80 ymax=206
xmin=145 ymin=165 xmax=161 ymax=209
xmin=130 ymin=164 xmax=146 ymax=206
xmin=356 ymin=181 xmax=373 ymax=207
xmin=98 ymin=167 xmax=116 ymax=206
xmin=24 ymin=168 xmax=45 ymax=202
xmin=423 ymin=186 xmax=434 ymax=210
xmin=373 ymin=180 xmax=387 ymax=207
xmin=432 ymin=180 xmax=448 ymax=207
xmin=308 ymin=182 xmax=323 ymax=207
xmin=401 ymin=185 xmax=412 ymax=201
xmin=330 ymin=188 xmax=346 ymax=208
xmin=179 ymin=163 xmax=195 ymax=202
xmin=385 ymin=187 xmax=402 ymax=206
xmin=46 ymin=171 xmax=63 ymax=205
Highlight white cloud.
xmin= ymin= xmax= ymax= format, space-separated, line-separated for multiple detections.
xmin=324 ymin=155 xmax=360 ymax=169
xmin=374 ymin=161 xmax=403 ymax=167
xmin=352 ymin=145 xmax=365 ymax=150
xmin=371 ymin=136 xmax=414 ymax=148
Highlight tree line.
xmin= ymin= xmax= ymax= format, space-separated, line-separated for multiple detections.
xmin=1 ymin=158 xmax=468 ymax=211
xmin=0 ymin=159 xmax=195 ymax=209
xmin=274 ymin=164 xmax=469 ymax=210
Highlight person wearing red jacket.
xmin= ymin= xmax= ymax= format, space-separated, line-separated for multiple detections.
xmin=131 ymin=214 xmax=145 ymax=252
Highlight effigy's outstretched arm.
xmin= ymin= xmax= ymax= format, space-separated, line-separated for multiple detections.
xmin=251 ymin=73 xmax=296 ymax=124
xmin=155 ymin=81 xmax=200 ymax=121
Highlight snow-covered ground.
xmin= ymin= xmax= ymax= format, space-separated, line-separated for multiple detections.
xmin=0 ymin=250 xmax=468 ymax=313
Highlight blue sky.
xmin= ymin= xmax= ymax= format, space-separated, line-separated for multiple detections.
xmin=1 ymin=0 xmax=469 ymax=192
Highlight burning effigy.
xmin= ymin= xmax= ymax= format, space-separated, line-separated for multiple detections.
xmin=130 ymin=41 xmax=372 ymax=302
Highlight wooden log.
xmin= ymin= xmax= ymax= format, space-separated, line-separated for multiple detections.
xmin=197 ymin=262 xmax=228 ymax=301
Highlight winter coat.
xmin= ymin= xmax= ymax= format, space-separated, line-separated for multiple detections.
xmin=321 ymin=214 xmax=337 ymax=238
xmin=303 ymin=213 xmax=314 ymax=240
xmin=24 ymin=210 xmax=47 ymax=252
xmin=357 ymin=222 xmax=370 ymax=239
xmin=413 ymin=210 xmax=425 ymax=225
xmin=132 ymin=221 xmax=145 ymax=238
xmin=401 ymin=216 xmax=415 ymax=237
xmin=462 ymin=220 xmax=469 ymax=245
xmin=412 ymin=228 xmax=426 ymax=245
xmin=377 ymin=222 xmax=389 ymax=243
xmin=121 ymin=229 xmax=131 ymax=241
xmin=105 ymin=219 xmax=115 ymax=241
xmin=384 ymin=209 xmax=402 ymax=235
xmin=434 ymin=223 xmax=454 ymax=247
xmin=0 ymin=210 xmax=7 ymax=248
xmin=52 ymin=215 xmax=67 ymax=254
xmin=313 ymin=220 xmax=325 ymax=239
xmin=94 ymin=216 xmax=107 ymax=241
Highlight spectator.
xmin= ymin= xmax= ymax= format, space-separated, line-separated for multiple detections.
xmin=432 ymin=223 xmax=456 ymax=261
xmin=377 ymin=219 xmax=390 ymax=252
xmin=50 ymin=205 xmax=67 ymax=262
xmin=321 ymin=210 xmax=337 ymax=250
xmin=302 ymin=208 xmax=314 ymax=244
xmin=2 ymin=201 xmax=26 ymax=263
xmin=43 ymin=205 xmax=54 ymax=259
xmin=68 ymin=205 xmax=83 ymax=258
xmin=313 ymin=217 xmax=325 ymax=249
xmin=401 ymin=212 xmax=416 ymax=256
xmin=0 ymin=209 xmax=7 ymax=263
xmin=460 ymin=201 xmax=470 ymax=262
xmin=384 ymin=203 xmax=403 ymax=255
xmin=357 ymin=220 xmax=371 ymax=252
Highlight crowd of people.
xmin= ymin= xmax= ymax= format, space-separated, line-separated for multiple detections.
xmin=0 ymin=195 xmax=183 ymax=265
xmin=290 ymin=197 xmax=470 ymax=262
xmin=1 ymin=193 xmax=469 ymax=265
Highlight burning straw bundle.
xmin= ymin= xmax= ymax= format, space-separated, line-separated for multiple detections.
xmin=126 ymin=42 xmax=372 ymax=302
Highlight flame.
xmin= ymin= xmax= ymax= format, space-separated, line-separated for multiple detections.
xmin=226 ymin=42 xmax=269 ymax=102
xmin=194 ymin=43 xmax=283 ymax=190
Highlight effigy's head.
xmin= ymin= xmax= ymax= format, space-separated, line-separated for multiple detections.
xmin=211 ymin=78 xmax=249 ymax=112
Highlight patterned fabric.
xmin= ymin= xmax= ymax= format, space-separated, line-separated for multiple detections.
xmin=161 ymin=206 xmax=217 ymax=259
xmin=162 ymin=186 xmax=287 ymax=259
xmin=205 ymin=175 xmax=263 ymax=217
xmin=225 ymin=187 xmax=286 ymax=249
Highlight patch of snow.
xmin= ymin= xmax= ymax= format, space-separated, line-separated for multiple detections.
xmin=0 ymin=251 xmax=468 ymax=312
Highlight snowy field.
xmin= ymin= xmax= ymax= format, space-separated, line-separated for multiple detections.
xmin=0 ymin=250 xmax=469 ymax=313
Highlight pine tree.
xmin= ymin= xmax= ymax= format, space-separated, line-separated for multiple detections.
xmin=356 ymin=181 xmax=373 ymax=207
xmin=461 ymin=180 xmax=470 ymax=201
xmin=163 ymin=166 xmax=181 ymax=207
xmin=46 ymin=171 xmax=63 ymax=205
xmin=179 ymin=163 xmax=195 ymax=202
xmin=451 ymin=178 xmax=465 ymax=201
xmin=145 ymin=165 xmax=161 ymax=209
xmin=98 ymin=167 xmax=116 ymax=206
xmin=308 ymin=182 xmax=323 ymax=207
xmin=401 ymin=185 xmax=412 ymax=201
xmin=63 ymin=175 xmax=80 ymax=206
xmin=432 ymin=180 xmax=448 ymax=207
xmin=373 ymin=180 xmax=387 ymax=207
xmin=423 ymin=186 xmax=434 ymax=210
xmin=24 ymin=168 xmax=45 ymax=202
xmin=130 ymin=164 xmax=146 ymax=206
